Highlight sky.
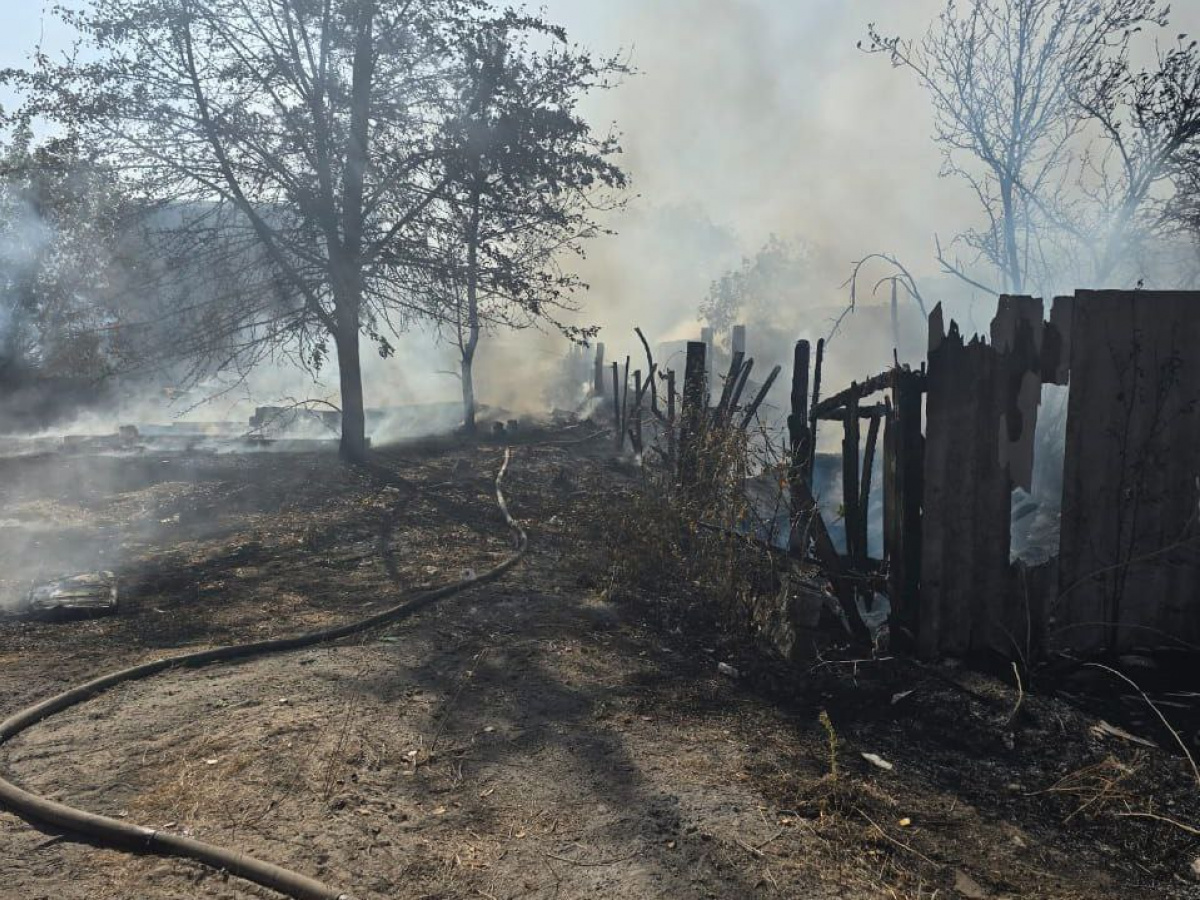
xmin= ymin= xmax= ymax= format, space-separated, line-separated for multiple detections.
xmin=2 ymin=1 xmax=1198 ymax=412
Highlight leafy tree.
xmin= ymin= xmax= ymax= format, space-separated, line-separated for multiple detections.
xmin=0 ymin=128 xmax=127 ymax=382
xmin=8 ymin=0 xmax=492 ymax=461
xmin=699 ymin=236 xmax=812 ymax=336
xmin=422 ymin=14 xmax=628 ymax=431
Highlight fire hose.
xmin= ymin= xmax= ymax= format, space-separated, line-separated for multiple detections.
xmin=0 ymin=449 xmax=527 ymax=900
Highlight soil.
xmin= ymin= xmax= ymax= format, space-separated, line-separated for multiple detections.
xmin=1 ymin=429 xmax=1199 ymax=899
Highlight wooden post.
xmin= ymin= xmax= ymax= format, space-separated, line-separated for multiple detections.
xmin=620 ymin=356 xmax=631 ymax=448
xmin=701 ymin=326 xmax=714 ymax=407
xmin=666 ymin=369 xmax=677 ymax=472
xmin=594 ymin=342 xmax=606 ymax=397
xmin=732 ymin=324 xmax=746 ymax=357
xmin=632 ymin=370 xmax=644 ymax=452
xmin=859 ymin=410 xmax=882 ymax=560
xmin=611 ymin=362 xmax=621 ymax=450
xmin=884 ymin=370 xmax=924 ymax=641
xmin=788 ymin=340 xmax=812 ymax=555
xmin=842 ymin=386 xmax=861 ymax=566
xmin=679 ymin=341 xmax=707 ymax=486
xmin=808 ymin=338 xmax=825 ymax=483
xmin=634 ymin=327 xmax=659 ymax=415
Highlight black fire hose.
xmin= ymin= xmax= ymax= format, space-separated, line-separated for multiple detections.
xmin=0 ymin=449 xmax=527 ymax=900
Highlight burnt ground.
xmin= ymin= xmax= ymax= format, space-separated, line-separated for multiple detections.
xmin=1 ymin=430 xmax=1199 ymax=900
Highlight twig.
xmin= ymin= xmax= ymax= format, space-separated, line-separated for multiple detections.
xmin=1085 ymin=663 xmax=1200 ymax=788
xmin=856 ymin=808 xmax=939 ymax=869
xmin=1112 ymin=810 xmax=1200 ymax=837
xmin=428 ymin=647 xmax=493 ymax=760
xmin=1005 ymin=661 xmax=1025 ymax=727
xmin=732 ymin=830 xmax=784 ymax=858
xmin=542 ymin=849 xmax=640 ymax=867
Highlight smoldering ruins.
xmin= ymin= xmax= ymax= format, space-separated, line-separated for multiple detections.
xmin=2 ymin=2 xmax=1200 ymax=900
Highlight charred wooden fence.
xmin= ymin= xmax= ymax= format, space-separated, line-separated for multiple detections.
xmin=808 ymin=290 xmax=1199 ymax=660
xmin=594 ymin=290 xmax=1198 ymax=662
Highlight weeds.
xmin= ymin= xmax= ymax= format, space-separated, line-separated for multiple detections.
xmin=819 ymin=710 xmax=840 ymax=779
xmin=597 ymin=417 xmax=786 ymax=639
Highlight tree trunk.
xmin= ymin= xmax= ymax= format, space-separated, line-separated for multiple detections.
xmin=460 ymin=180 xmax=483 ymax=433
xmin=336 ymin=318 xmax=368 ymax=463
xmin=1000 ymin=179 xmax=1022 ymax=293
xmin=461 ymin=352 xmax=477 ymax=433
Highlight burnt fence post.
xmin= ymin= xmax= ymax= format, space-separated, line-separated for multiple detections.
xmin=679 ymin=341 xmax=707 ymax=487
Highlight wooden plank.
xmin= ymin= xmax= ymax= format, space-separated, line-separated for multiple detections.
xmin=729 ymin=358 xmax=755 ymax=411
xmin=818 ymin=404 xmax=889 ymax=421
xmin=1057 ymin=290 xmax=1200 ymax=654
xmin=740 ymin=364 xmax=781 ymax=429
xmin=631 ymin=370 xmax=644 ymax=452
xmin=859 ymin=410 xmax=882 ymax=561
xmin=842 ymin=388 xmax=861 ymax=566
xmin=889 ymin=369 xmax=924 ymax=641
xmin=812 ymin=369 xmax=901 ymax=418
xmin=807 ymin=338 xmax=825 ymax=484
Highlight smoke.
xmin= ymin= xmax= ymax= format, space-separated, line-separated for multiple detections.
xmin=6 ymin=1 xmax=1200 ymax=435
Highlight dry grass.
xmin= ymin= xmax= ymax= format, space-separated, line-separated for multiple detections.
xmin=596 ymin=421 xmax=786 ymax=639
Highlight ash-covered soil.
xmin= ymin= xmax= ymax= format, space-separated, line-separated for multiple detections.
xmin=1 ymin=431 xmax=1198 ymax=899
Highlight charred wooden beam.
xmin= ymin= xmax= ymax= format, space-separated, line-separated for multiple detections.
xmin=619 ymin=356 xmax=631 ymax=449
xmin=807 ymin=337 xmax=825 ymax=484
xmin=728 ymin=357 xmax=755 ymax=412
xmin=630 ymin=370 xmax=644 ymax=453
xmin=884 ymin=369 xmax=924 ymax=640
xmin=817 ymin=404 xmax=889 ymax=421
xmin=788 ymin=340 xmax=811 ymax=482
xmin=634 ymin=327 xmax=660 ymax=415
xmin=715 ymin=351 xmax=746 ymax=421
xmin=740 ymin=364 xmax=782 ymax=429
xmin=701 ymin=326 xmax=715 ymax=406
xmin=812 ymin=368 xmax=924 ymax=418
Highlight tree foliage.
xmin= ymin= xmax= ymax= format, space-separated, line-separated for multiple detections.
xmin=419 ymin=12 xmax=629 ymax=429
xmin=0 ymin=128 xmax=128 ymax=381
xmin=699 ymin=236 xmax=812 ymax=336
xmin=2 ymin=0 xmax=627 ymax=458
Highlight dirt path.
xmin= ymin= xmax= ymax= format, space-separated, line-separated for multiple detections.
xmin=1 ymin=438 xmax=1197 ymax=899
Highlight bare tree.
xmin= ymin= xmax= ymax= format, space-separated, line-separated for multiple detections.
xmin=864 ymin=0 xmax=1169 ymax=296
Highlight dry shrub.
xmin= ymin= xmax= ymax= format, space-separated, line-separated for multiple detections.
xmin=597 ymin=419 xmax=786 ymax=636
